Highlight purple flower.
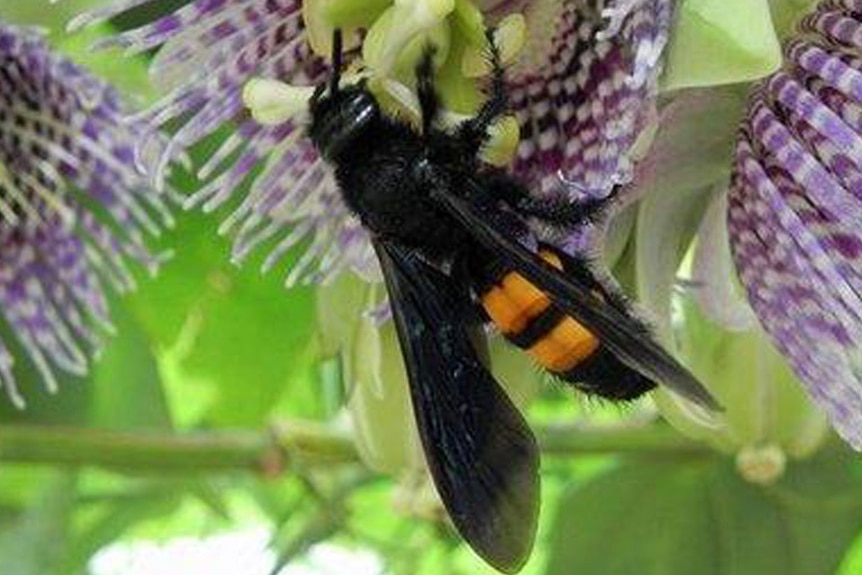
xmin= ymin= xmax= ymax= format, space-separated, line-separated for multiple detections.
xmin=70 ymin=0 xmax=373 ymax=286
xmin=483 ymin=0 xmax=672 ymax=196
xmin=728 ymin=1 xmax=862 ymax=448
xmin=0 ymin=23 xmax=169 ymax=405
xmin=72 ymin=0 xmax=670 ymax=283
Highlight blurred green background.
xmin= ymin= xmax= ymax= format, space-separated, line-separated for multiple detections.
xmin=1 ymin=1 xmax=862 ymax=575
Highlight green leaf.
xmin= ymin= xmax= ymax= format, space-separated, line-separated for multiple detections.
xmin=662 ymin=0 xmax=782 ymax=90
xmin=545 ymin=455 xmax=862 ymax=575
xmin=772 ymin=452 xmax=862 ymax=575
xmin=128 ymin=211 xmax=318 ymax=426
xmin=88 ymin=300 xmax=172 ymax=430
xmin=546 ymin=460 xmax=716 ymax=575
xmin=0 ymin=473 xmax=78 ymax=575
xmin=0 ymin=0 xmax=103 ymax=32
xmin=0 ymin=323 xmax=93 ymax=426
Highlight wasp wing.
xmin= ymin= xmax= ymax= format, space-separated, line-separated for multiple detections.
xmin=431 ymin=184 xmax=721 ymax=412
xmin=373 ymin=238 xmax=539 ymax=574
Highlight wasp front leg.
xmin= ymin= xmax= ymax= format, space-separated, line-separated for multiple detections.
xmin=457 ymin=28 xmax=508 ymax=156
xmin=415 ymin=46 xmax=442 ymax=135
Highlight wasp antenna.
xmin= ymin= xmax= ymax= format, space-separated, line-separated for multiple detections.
xmin=330 ymin=28 xmax=344 ymax=95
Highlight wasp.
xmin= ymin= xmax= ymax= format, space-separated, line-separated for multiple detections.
xmin=307 ymin=29 xmax=719 ymax=573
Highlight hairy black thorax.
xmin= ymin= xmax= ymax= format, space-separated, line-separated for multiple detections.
xmin=310 ymin=91 xmax=481 ymax=259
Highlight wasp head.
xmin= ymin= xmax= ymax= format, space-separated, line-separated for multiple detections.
xmin=307 ymin=29 xmax=379 ymax=162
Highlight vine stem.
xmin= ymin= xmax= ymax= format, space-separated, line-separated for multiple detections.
xmin=0 ymin=420 xmax=358 ymax=473
xmin=536 ymin=423 xmax=709 ymax=456
xmin=0 ymin=421 xmax=709 ymax=474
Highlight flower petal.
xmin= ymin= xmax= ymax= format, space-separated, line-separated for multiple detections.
xmin=661 ymin=0 xmax=781 ymax=90
xmin=691 ymin=189 xmax=758 ymax=332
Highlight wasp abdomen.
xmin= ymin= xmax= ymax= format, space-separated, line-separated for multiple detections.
xmin=479 ymin=250 xmax=601 ymax=375
xmin=476 ymin=249 xmax=656 ymax=401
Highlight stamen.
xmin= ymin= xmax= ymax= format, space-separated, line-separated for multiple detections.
xmin=482 ymin=115 xmax=521 ymax=167
xmin=363 ymin=0 xmax=456 ymax=75
xmin=439 ymin=111 xmax=520 ymax=166
xmin=242 ymin=78 xmax=315 ymax=126
xmin=462 ymin=14 xmax=527 ymax=78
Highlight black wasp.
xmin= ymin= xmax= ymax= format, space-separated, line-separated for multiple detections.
xmin=306 ymin=29 xmax=719 ymax=573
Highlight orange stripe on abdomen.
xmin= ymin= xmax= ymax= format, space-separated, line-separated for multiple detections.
xmin=526 ymin=317 xmax=599 ymax=372
xmin=481 ymin=273 xmax=550 ymax=334
xmin=478 ymin=250 xmax=600 ymax=374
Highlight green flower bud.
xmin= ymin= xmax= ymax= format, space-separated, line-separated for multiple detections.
xmin=651 ymin=192 xmax=830 ymax=480
xmin=628 ymin=89 xmax=831 ymax=481
xmin=317 ymin=274 xmax=423 ymax=474
xmin=316 ymin=270 xmax=541 ymax=475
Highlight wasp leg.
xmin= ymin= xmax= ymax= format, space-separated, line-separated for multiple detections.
xmin=416 ymin=46 xmax=441 ymax=135
xmin=486 ymin=174 xmax=617 ymax=228
xmin=457 ymin=28 xmax=508 ymax=155
xmin=515 ymin=194 xmax=614 ymax=227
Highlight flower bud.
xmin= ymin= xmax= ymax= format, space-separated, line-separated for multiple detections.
xmin=653 ymin=192 xmax=830 ymax=481
xmin=735 ymin=444 xmax=787 ymax=486
xmin=317 ymin=273 xmax=422 ymax=474
xmin=317 ymin=269 xmax=541 ymax=475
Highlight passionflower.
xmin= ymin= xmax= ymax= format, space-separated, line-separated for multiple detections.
xmin=727 ymin=0 xmax=862 ymax=450
xmin=480 ymin=0 xmax=672 ymax=196
xmin=72 ymin=0 xmax=668 ymax=281
xmin=76 ymin=0 xmax=862 ymax=454
xmin=70 ymin=0 xmax=373 ymax=286
xmin=0 ymin=23 xmax=169 ymax=406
